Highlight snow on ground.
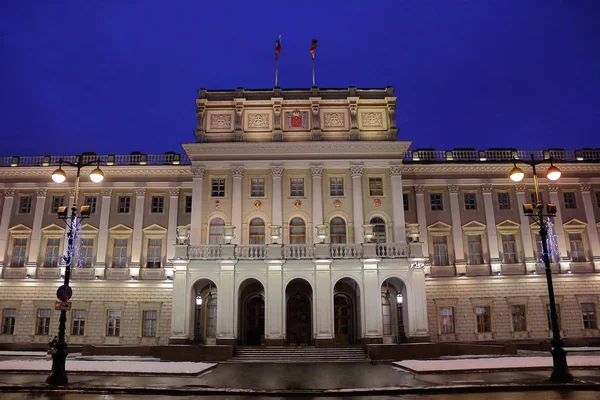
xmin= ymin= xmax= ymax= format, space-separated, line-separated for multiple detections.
xmin=394 ymin=355 xmax=600 ymax=373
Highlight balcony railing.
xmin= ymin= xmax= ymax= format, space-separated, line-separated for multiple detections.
xmin=404 ymin=148 xmax=599 ymax=163
xmin=0 ymin=153 xmax=191 ymax=167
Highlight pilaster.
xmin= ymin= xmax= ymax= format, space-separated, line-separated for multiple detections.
xmin=166 ymin=188 xmax=180 ymax=266
xmin=407 ymin=267 xmax=430 ymax=338
xmin=0 ymin=189 xmax=15 ymax=268
xmin=548 ymin=184 xmax=569 ymax=268
xmin=170 ymin=260 xmax=189 ymax=340
xmin=580 ymin=183 xmax=600 ymax=269
xmin=414 ymin=185 xmax=429 ymax=258
xmin=230 ymin=166 xmax=244 ymax=245
xmin=481 ymin=184 xmax=500 ymax=272
xmin=26 ymin=188 xmax=47 ymax=268
xmin=190 ymin=167 xmax=204 ymax=246
xmin=95 ymin=188 xmax=112 ymax=269
xmin=272 ymin=98 xmax=283 ymax=141
xmin=129 ymin=188 xmax=146 ymax=267
xmin=271 ymin=166 xmax=284 ymax=231
xmin=448 ymin=185 xmax=465 ymax=272
xmin=515 ymin=184 xmax=535 ymax=271
xmin=350 ymin=165 xmax=364 ymax=243
xmin=311 ymin=166 xmax=324 ymax=236
xmin=314 ymin=259 xmax=333 ymax=345
xmin=216 ymin=260 xmax=236 ymax=344
xmin=310 ymin=97 xmax=321 ymax=140
xmin=362 ymin=259 xmax=383 ymax=342
xmin=265 ymin=261 xmax=285 ymax=345
xmin=389 ymin=165 xmax=406 ymax=243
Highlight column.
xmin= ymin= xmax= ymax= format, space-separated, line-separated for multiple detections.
xmin=95 ymin=188 xmax=112 ymax=268
xmin=265 ymin=261 xmax=285 ymax=345
xmin=548 ymin=184 xmax=569 ymax=268
xmin=189 ymin=167 xmax=204 ymax=246
xmin=414 ymin=185 xmax=429 ymax=258
xmin=314 ymin=260 xmax=333 ymax=344
xmin=166 ymin=188 xmax=180 ymax=265
xmin=129 ymin=188 xmax=146 ymax=267
xmin=481 ymin=184 xmax=500 ymax=272
xmin=0 ymin=189 xmax=15 ymax=268
xmin=311 ymin=166 xmax=324 ymax=237
xmin=169 ymin=260 xmax=189 ymax=341
xmin=271 ymin=166 xmax=284 ymax=229
xmin=26 ymin=188 xmax=47 ymax=268
xmin=389 ymin=165 xmax=406 ymax=243
xmin=448 ymin=185 xmax=465 ymax=272
xmin=580 ymin=183 xmax=600 ymax=269
xmin=407 ymin=268 xmax=430 ymax=338
xmin=515 ymin=185 xmax=535 ymax=270
xmin=350 ymin=165 xmax=364 ymax=243
xmin=216 ymin=260 xmax=236 ymax=344
xmin=230 ymin=166 xmax=244 ymax=244
xmin=362 ymin=260 xmax=382 ymax=342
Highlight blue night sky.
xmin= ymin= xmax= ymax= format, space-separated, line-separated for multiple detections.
xmin=1 ymin=1 xmax=599 ymax=157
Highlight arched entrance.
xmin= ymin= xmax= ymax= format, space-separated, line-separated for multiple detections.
xmin=333 ymin=278 xmax=360 ymax=345
xmin=286 ymin=278 xmax=312 ymax=345
xmin=192 ymin=279 xmax=217 ymax=345
xmin=381 ymin=277 xmax=408 ymax=343
xmin=238 ymin=278 xmax=265 ymax=345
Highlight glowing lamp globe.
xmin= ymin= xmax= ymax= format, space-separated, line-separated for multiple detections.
xmin=546 ymin=165 xmax=561 ymax=181
xmin=51 ymin=167 xmax=67 ymax=183
xmin=89 ymin=167 xmax=105 ymax=183
xmin=509 ymin=166 xmax=524 ymax=182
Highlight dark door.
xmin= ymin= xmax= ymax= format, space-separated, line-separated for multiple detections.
xmin=287 ymin=293 xmax=311 ymax=345
xmin=246 ymin=296 xmax=264 ymax=345
xmin=334 ymin=294 xmax=353 ymax=345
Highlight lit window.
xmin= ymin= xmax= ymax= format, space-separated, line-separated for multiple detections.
xmin=563 ymin=192 xmax=577 ymax=209
xmin=502 ymin=234 xmax=518 ymax=264
xmin=371 ymin=217 xmax=386 ymax=244
xmin=147 ymin=239 xmax=162 ymax=268
xmin=403 ymin=193 xmax=409 ymax=211
xmin=249 ymin=218 xmax=265 ymax=244
xmin=19 ymin=196 xmax=32 ymax=214
xmin=511 ymin=305 xmax=527 ymax=332
xmin=209 ymin=218 xmax=225 ymax=245
xmin=71 ymin=310 xmax=86 ymax=336
xmin=497 ymin=192 xmax=511 ymax=210
xmin=581 ymin=303 xmax=597 ymax=329
xmin=84 ymin=196 xmax=97 ymax=214
xmin=467 ymin=235 xmax=483 ymax=265
xmin=475 ymin=306 xmax=491 ymax=333
xmin=568 ymin=233 xmax=585 ymax=262
xmin=206 ymin=297 xmax=217 ymax=337
xmin=329 ymin=217 xmax=346 ymax=244
xmin=106 ymin=310 xmax=121 ymax=336
xmin=117 ymin=196 xmax=131 ymax=213
xmin=290 ymin=178 xmax=304 ymax=197
xmin=142 ymin=311 xmax=157 ymax=337
xmin=1 ymin=309 xmax=16 ymax=335
xmin=211 ymin=179 xmax=225 ymax=197
xmin=289 ymin=218 xmax=306 ymax=244
xmin=432 ymin=236 xmax=449 ymax=266
xmin=11 ymin=238 xmax=27 ymax=267
xmin=329 ymin=177 xmax=344 ymax=196
xmin=251 ymin=178 xmax=265 ymax=197
xmin=36 ymin=309 xmax=51 ymax=335
xmin=79 ymin=239 xmax=94 ymax=268
xmin=430 ymin=193 xmax=443 ymax=211
xmin=51 ymin=196 xmax=65 ymax=213
xmin=112 ymin=239 xmax=128 ymax=267
xmin=369 ymin=177 xmax=383 ymax=196
xmin=464 ymin=193 xmax=477 ymax=210
xmin=439 ymin=307 xmax=455 ymax=334
xmin=44 ymin=238 xmax=61 ymax=267
xmin=546 ymin=303 xmax=561 ymax=331
xmin=381 ymin=296 xmax=392 ymax=335
xmin=185 ymin=195 xmax=192 ymax=213
xmin=151 ymin=196 xmax=164 ymax=213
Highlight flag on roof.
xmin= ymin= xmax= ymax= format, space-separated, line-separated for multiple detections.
xmin=310 ymin=39 xmax=318 ymax=59
xmin=275 ymin=35 xmax=282 ymax=59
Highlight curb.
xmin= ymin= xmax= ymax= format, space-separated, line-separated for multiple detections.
xmin=0 ymin=363 xmax=217 ymax=377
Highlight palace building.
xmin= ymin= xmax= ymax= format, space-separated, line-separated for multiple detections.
xmin=0 ymin=86 xmax=599 ymax=353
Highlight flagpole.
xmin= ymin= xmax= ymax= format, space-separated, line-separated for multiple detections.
xmin=275 ymin=57 xmax=279 ymax=87
xmin=312 ymin=57 xmax=315 ymax=87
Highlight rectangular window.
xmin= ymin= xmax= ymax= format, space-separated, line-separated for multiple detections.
xmin=329 ymin=177 xmax=344 ymax=196
xmin=546 ymin=303 xmax=561 ymax=331
xmin=185 ymin=195 xmax=192 ymax=213
xmin=206 ymin=297 xmax=217 ymax=337
xmin=11 ymin=238 xmax=28 ymax=267
xmin=84 ymin=196 xmax=97 ymax=214
xmin=403 ymin=193 xmax=409 ymax=211
xmin=51 ymin=196 xmax=65 ymax=213
xmin=581 ymin=303 xmax=597 ymax=329
xmin=1 ymin=309 xmax=16 ymax=335
xmin=432 ymin=235 xmax=449 ymax=266
xmin=464 ymin=193 xmax=477 ymax=210
xmin=71 ymin=310 xmax=86 ymax=336
xmin=596 ymin=192 xmax=600 ymax=208
xmin=530 ymin=192 xmax=543 ymax=204
xmin=19 ymin=196 xmax=32 ymax=214
xmin=369 ymin=177 xmax=384 ymax=196
xmin=467 ymin=235 xmax=483 ymax=265
xmin=79 ymin=238 xmax=94 ymax=268
xmin=36 ymin=309 xmax=51 ymax=335
xmin=497 ymin=192 xmax=511 ymax=210
xmin=151 ymin=196 xmax=164 ymax=213
xmin=250 ymin=178 xmax=265 ymax=197
xmin=430 ymin=193 xmax=443 ymax=211
xmin=290 ymin=178 xmax=304 ymax=197
xmin=44 ymin=238 xmax=61 ymax=267
xmin=118 ymin=196 xmax=131 ymax=213
xmin=568 ymin=233 xmax=585 ymax=262
xmin=563 ymin=192 xmax=577 ymax=209
xmin=511 ymin=305 xmax=527 ymax=332
xmin=147 ymin=239 xmax=162 ymax=268
xmin=534 ymin=234 xmax=543 ymax=260
xmin=439 ymin=307 xmax=455 ymax=334
xmin=106 ymin=310 xmax=121 ymax=336
xmin=211 ymin=178 xmax=225 ymax=197
xmin=475 ymin=306 xmax=491 ymax=333
xmin=502 ymin=234 xmax=518 ymax=264
xmin=142 ymin=310 xmax=157 ymax=337
xmin=112 ymin=239 xmax=128 ymax=267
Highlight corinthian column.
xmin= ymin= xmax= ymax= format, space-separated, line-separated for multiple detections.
xmin=231 ymin=166 xmax=244 ymax=244
xmin=389 ymin=165 xmax=405 ymax=243
xmin=350 ymin=165 xmax=364 ymax=243
xmin=27 ymin=188 xmax=47 ymax=267
xmin=311 ymin=166 xmax=324 ymax=237
xmin=190 ymin=167 xmax=205 ymax=246
xmin=271 ymin=166 xmax=284 ymax=229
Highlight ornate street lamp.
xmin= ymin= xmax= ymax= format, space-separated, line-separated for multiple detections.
xmin=47 ymin=156 xmax=104 ymax=386
xmin=509 ymin=155 xmax=572 ymax=383
xmin=396 ymin=292 xmax=407 ymax=343
xmin=194 ymin=295 xmax=203 ymax=344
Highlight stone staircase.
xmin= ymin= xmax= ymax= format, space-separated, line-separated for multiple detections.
xmin=227 ymin=346 xmax=369 ymax=363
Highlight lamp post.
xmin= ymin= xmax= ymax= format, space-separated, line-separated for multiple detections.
xmin=47 ymin=156 xmax=104 ymax=385
xmin=509 ymin=155 xmax=572 ymax=383
xmin=396 ymin=292 xmax=407 ymax=343
xmin=194 ymin=295 xmax=203 ymax=344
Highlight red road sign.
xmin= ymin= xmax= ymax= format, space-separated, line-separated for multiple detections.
xmin=56 ymin=285 xmax=72 ymax=302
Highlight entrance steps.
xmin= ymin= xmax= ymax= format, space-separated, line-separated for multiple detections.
xmin=228 ymin=346 xmax=369 ymax=363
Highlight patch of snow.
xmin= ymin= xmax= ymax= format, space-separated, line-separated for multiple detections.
xmin=0 ymin=351 xmax=47 ymax=357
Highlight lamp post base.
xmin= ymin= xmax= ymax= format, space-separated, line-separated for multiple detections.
xmin=550 ymin=345 xmax=573 ymax=383
xmin=46 ymin=348 xmax=68 ymax=386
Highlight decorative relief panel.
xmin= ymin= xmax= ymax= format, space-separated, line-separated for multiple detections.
xmin=244 ymin=111 xmax=273 ymax=132
xmin=358 ymin=109 xmax=388 ymax=131
xmin=282 ymin=109 xmax=310 ymax=131
xmin=320 ymin=110 xmax=349 ymax=131
xmin=206 ymin=110 xmax=235 ymax=133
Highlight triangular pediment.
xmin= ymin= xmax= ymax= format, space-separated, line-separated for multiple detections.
xmin=8 ymin=224 xmax=32 ymax=233
xmin=109 ymin=224 xmax=133 ymax=233
xmin=41 ymin=223 xmax=65 ymax=233
xmin=143 ymin=223 xmax=167 ymax=233
xmin=563 ymin=218 xmax=587 ymax=228
xmin=496 ymin=219 xmax=520 ymax=229
xmin=462 ymin=220 xmax=486 ymax=230
xmin=427 ymin=221 xmax=452 ymax=231
xmin=80 ymin=223 xmax=99 ymax=232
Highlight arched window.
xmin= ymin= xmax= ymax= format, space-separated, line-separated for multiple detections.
xmin=382 ymin=295 xmax=392 ymax=335
xmin=206 ymin=296 xmax=217 ymax=337
xmin=371 ymin=217 xmax=387 ymax=243
xmin=209 ymin=218 xmax=225 ymax=245
xmin=289 ymin=218 xmax=306 ymax=244
xmin=330 ymin=217 xmax=347 ymax=244
xmin=249 ymin=218 xmax=265 ymax=244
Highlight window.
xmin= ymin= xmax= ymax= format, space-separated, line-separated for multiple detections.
xmin=568 ymin=233 xmax=585 ymax=262
xmin=118 ymin=196 xmax=131 ymax=213
xmin=563 ymin=192 xmax=577 ymax=209
xmin=403 ymin=193 xmax=409 ymax=211
xmin=71 ymin=310 xmax=85 ymax=336
xmin=546 ymin=303 xmax=561 ymax=331
xmin=251 ymin=178 xmax=265 ymax=197
xmin=142 ymin=310 xmax=157 ymax=337
xmin=371 ymin=217 xmax=386 ymax=243
xmin=530 ymin=192 xmax=543 ymax=204
xmin=147 ymin=239 xmax=162 ymax=268
xmin=502 ymin=234 xmax=518 ymax=264
xmin=206 ymin=297 xmax=217 ymax=337
xmin=381 ymin=296 xmax=392 ymax=335
xmin=290 ymin=178 xmax=304 ymax=197
xmin=581 ymin=303 xmax=597 ymax=329
xmin=106 ymin=310 xmax=121 ymax=336
xmin=211 ymin=178 xmax=225 ymax=197
xmin=511 ymin=305 xmax=527 ymax=332
xmin=36 ymin=309 xmax=51 ymax=335
xmin=79 ymin=238 xmax=94 ymax=268
xmin=369 ymin=177 xmax=383 ymax=196
xmin=209 ymin=218 xmax=225 ymax=245
xmin=19 ymin=196 xmax=32 ymax=214
xmin=534 ymin=234 xmax=544 ymax=261
xmin=289 ymin=218 xmax=306 ymax=244
xmin=475 ymin=306 xmax=491 ymax=333
xmin=439 ymin=307 xmax=455 ymax=334
xmin=1 ymin=309 xmax=16 ymax=335
xmin=11 ymin=238 xmax=27 ymax=267
xmin=44 ymin=238 xmax=61 ymax=267
xmin=84 ymin=196 xmax=97 ymax=214
xmin=464 ymin=193 xmax=477 ymax=210
xmin=430 ymin=193 xmax=443 ymax=211
xmin=151 ymin=196 xmax=164 ymax=213
xmin=185 ymin=195 xmax=192 ymax=213
xmin=330 ymin=217 xmax=347 ymax=244
xmin=497 ymin=192 xmax=511 ymax=210
xmin=329 ymin=177 xmax=344 ymax=196
xmin=596 ymin=192 xmax=600 ymax=208
xmin=51 ymin=196 xmax=65 ymax=213
xmin=249 ymin=218 xmax=265 ymax=244
xmin=467 ymin=235 xmax=483 ymax=265
xmin=112 ymin=239 xmax=128 ymax=267
xmin=432 ymin=236 xmax=449 ymax=266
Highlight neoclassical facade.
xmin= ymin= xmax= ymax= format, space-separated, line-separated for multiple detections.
xmin=0 ymin=87 xmax=599 ymax=350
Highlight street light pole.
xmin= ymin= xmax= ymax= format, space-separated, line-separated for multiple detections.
xmin=47 ymin=156 xmax=104 ymax=386
xmin=510 ymin=155 xmax=572 ymax=383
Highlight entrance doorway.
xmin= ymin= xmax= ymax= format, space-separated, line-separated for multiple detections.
xmin=245 ymin=296 xmax=265 ymax=345
xmin=285 ymin=278 xmax=313 ymax=346
xmin=333 ymin=294 xmax=353 ymax=345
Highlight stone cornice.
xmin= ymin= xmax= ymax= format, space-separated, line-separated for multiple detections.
xmin=400 ymin=163 xmax=600 ymax=175
xmin=0 ymin=166 xmax=192 ymax=179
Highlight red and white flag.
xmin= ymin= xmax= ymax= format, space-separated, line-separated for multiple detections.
xmin=310 ymin=39 xmax=318 ymax=59
xmin=275 ymin=35 xmax=282 ymax=59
